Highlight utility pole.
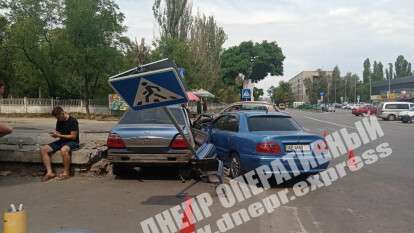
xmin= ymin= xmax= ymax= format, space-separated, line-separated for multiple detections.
xmin=369 ymin=74 xmax=372 ymax=103
xmin=334 ymin=76 xmax=337 ymax=103
xmin=388 ymin=75 xmax=391 ymax=97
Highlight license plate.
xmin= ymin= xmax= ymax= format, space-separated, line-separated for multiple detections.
xmin=285 ymin=144 xmax=310 ymax=152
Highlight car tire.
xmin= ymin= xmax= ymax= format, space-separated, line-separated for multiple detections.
xmin=229 ymin=153 xmax=242 ymax=178
xmin=387 ymin=114 xmax=396 ymax=121
xmin=112 ymin=164 xmax=131 ymax=177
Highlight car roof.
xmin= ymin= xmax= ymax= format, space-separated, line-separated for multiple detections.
xmin=229 ymin=101 xmax=273 ymax=105
xmin=382 ymin=102 xmax=414 ymax=104
xmin=230 ymin=111 xmax=291 ymax=117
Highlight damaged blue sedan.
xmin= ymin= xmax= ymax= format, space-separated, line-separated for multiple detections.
xmin=208 ymin=111 xmax=330 ymax=178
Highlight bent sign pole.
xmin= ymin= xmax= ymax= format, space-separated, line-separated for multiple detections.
xmin=163 ymin=107 xmax=196 ymax=155
xmin=109 ymin=59 xmax=196 ymax=156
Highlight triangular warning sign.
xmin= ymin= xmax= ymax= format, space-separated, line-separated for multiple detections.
xmin=133 ymin=78 xmax=184 ymax=107
xmin=243 ymin=90 xmax=250 ymax=98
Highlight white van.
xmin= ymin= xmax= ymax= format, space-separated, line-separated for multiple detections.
xmin=377 ymin=102 xmax=414 ymax=121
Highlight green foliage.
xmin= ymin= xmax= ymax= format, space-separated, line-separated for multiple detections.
xmin=0 ymin=0 xmax=286 ymax=110
xmin=363 ymin=58 xmax=371 ymax=84
xmin=268 ymin=81 xmax=293 ymax=105
xmin=394 ymin=55 xmax=412 ymax=78
xmin=330 ymin=66 xmax=340 ymax=103
xmin=64 ymin=0 xmax=125 ymax=114
xmin=385 ymin=63 xmax=394 ymax=80
xmin=253 ymin=87 xmax=264 ymax=100
xmin=303 ymin=70 xmax=329 ymax=104
xmin=372 ymin=61 xmax=384 ymax=81
xmin=221 ymin=40 xmax=285 ymax=84
xmin=152 ymin=0 xmax=192 ymax=41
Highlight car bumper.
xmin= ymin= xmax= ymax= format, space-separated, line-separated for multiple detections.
xmin=107 ymin=152 xmax=192 ymax=166
xmin=239 ymin=153 xmax=330 ymax=174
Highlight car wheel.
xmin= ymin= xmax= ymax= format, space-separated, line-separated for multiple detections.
xmin=229 ymin=153 xmax=242 ymax=178
xmin=112 ymin=164 xmax=131 ymax=177
xmin=387 ymin=114 xmax=396 ymax=121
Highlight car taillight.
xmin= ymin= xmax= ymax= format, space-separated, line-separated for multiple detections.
xmin=256 ymin=142 xmax=281 ymax=154
xmin=170 ymin=135 xmax=188 ymax=149
xmin=107 ymin=133 xmax=125 ymax=149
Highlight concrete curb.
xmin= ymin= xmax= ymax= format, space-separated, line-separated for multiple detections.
xmin=0 ymin=147 xmax=107 ymax=165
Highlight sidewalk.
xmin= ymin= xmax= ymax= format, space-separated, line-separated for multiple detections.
xmin=0 ymin=117 xmax=117 ymax=165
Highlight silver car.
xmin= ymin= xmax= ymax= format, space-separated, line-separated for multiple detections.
xmin=107 ymin=105 xmax=195 ymax=175
xmin=220 ymin=101 xmax=280 ymax=114
xmin=377 ymin=102 xmax=414 ymax=121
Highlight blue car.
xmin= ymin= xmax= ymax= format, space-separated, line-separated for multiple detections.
xmin=209 ymin=111 xmax=329 ymax=178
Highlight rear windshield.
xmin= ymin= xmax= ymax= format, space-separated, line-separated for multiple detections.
xmin=119 ymin=107 xmax=186 ymax=125
xmin=241 ymin=104 xmax=269 ymax=111
xmin=385 ymin=103 xmax=409 ymax=110
xmin=248 ymin=116 xmax=300 ymax=131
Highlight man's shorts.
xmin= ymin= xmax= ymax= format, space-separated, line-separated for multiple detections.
xmin=48 ymin=140 xmax=80 ymax=153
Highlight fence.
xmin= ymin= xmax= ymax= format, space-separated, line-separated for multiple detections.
xmin=0 ymin=98 xmax=109 ymax=114
xmin=0 ymin=97 xmax=227 ymax=115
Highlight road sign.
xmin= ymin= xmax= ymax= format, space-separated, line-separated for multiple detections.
xmin=178 ymin=67 xmax=185 ymax=79
xmin=241 ymin=88 xmax=252 ymax=101
xmin=320 ymin=92 xmax=325 ymax=97
xmin=109 ymin=67 xmax=188 ymax=111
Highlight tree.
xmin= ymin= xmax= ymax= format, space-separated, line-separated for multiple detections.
xmin=188 ymin=14 xmax=226 ymax=91
xmin=394 ymin=55 xmax=412 ymax=78
xmin=268 ymin=81 xmax=293 ymax=105
xmin=253 ymin=87 xmax=263 ymax=100
xmin=221 ymin=40 xmax=285 ymax=84
xmin=152 ymin=0 xmax=192 ymax=41
xmin=303 ymin=70 xmax=329 ymax=104
xmin=330 ymin=65 xmax=340 ymax=103
xmin=363 ymin=58 xmax=371 ymax=84
xmin=385 ymin=63 xmax=394 ymax=80
xmin=121 ymin=37 xmax=152 ymax=69
xmin=64 ymin=0 xmax=125 ymax=115
xmin=0 ymin=14 xmax=14 ymax=97
xmin=3 ymin=0 xmax=66 ymax=97
xmin=372 ymin=61 xmax=384 ymax=82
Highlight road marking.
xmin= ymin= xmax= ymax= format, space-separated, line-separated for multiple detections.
xmin=299 ymin=114 xmax=356 ymax=129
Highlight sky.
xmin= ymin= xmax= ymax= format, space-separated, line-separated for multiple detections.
xmin=116 ymin=0 xmax=414 ymax=93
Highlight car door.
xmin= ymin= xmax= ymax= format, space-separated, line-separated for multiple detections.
xmin=210 ymin=115 xmax=230 ymax=159
xmin=210 ymin=115 xmax=240 ymax=162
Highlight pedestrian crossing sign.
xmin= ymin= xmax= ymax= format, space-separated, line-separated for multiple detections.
xmin=241 ymin=88 xmax=252 ymax=101
xmin=109 ymin=67 xmax=188 ymax=111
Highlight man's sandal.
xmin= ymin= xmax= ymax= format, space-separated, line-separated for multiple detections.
xmin=56 ymin=174 xmax=71 ymax=181
xmin=41 ymin=174 xmax=56 ymax=182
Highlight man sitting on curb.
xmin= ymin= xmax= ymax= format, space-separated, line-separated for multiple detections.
xmin=40 ymin=106 xmax=80 ymax=181
xmin=0 ymin=80 xmax=12 ymax=137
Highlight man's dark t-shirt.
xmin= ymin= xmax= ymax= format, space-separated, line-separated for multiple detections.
xmin=56 ymin=116 xmax=79 ymax=143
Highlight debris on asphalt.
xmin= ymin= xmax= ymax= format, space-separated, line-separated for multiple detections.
xmin=0 ymin=170 xmax=12 ymax=176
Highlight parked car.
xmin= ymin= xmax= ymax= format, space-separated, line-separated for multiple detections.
xmin=399 ymin=107 xmax=414 ymax=123
xmin=327 ymin=105 xmax=336 ymax=112
xmin=220 ymin=101 xmax=280 ymax=114
xmin=208 ymin=111 xmax=330 ymax=178
xmin=349 ymin=104 xmax=361 ymax=110
xmin=106 ymin=105 xmax=195 ymax=175
xmin=278 ymin=103 xmax=286 ymax=110
xmin=352 ymin=105 xmax=377 ymax=116
xmin=193 ymin=101 xmax=281 ymax=130
xmin=377 ymin=102 xmax=414 ymax=121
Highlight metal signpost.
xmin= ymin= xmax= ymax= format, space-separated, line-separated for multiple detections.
xmin=109 ymin=60 xmax=195 ymax=154
xmin=108 ymin=59 xmax=223 ymax=183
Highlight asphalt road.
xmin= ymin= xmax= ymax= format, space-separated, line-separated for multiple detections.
xmin=1 ymin=110 xmax=413 ymax=233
